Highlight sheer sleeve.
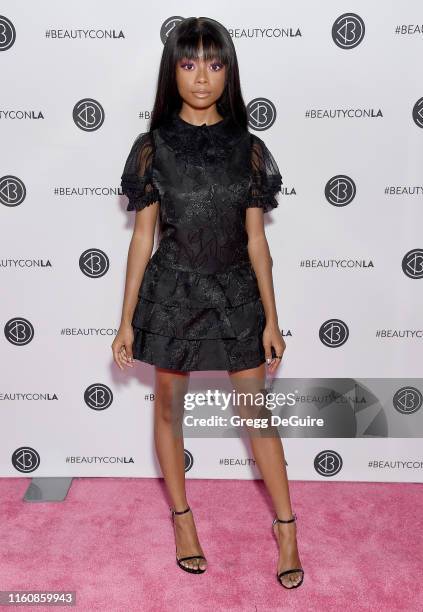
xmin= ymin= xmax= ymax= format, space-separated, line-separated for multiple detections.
xmin=120 ymin=131 xmax=161 ymax=212
xmin=246 ymin=134 xmax=282 ymax=213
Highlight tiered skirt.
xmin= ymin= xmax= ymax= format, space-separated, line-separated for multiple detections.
xmin=131 ymin=252 xmax=267 ymax=372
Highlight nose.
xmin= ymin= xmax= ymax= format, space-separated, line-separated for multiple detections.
xmin=196 ymin=62 xmax=208 ymax=83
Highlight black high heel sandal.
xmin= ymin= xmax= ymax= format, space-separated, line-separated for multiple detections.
xmin=170 ymin=505 xmax=207 ymax=574
xmin=272 ymin=512 xmax=304 ymax=589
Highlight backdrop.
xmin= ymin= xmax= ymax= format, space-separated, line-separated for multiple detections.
xmin=1 ymin=2 xmax=422 ymax=482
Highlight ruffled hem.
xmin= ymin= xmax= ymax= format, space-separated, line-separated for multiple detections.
xmin=131 ymin=326 xmax=266 ymax=372
xmin=132 ymin=295 xmax=265 ymax=340
xmin=126 ymin=189 xmax=160 ymax=211
xmin=121 ymin=172 xmax=160 ymax=211
xmin=245 ymin=172 xmax=282 ymax=213
xmin=138 ymin=255 xmax=261 ymax=309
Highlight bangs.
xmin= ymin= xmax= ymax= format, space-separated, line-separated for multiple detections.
xmin=174 ymin=29 xmax=229 ymax=65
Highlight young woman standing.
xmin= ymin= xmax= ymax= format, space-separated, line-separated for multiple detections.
xmin=112 ymin=17 xmax=304 ymax=589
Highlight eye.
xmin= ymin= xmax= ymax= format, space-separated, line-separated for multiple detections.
xmin=180 ymin=61 xmax=194 ymax=70
xmin=210 ymin=62 xmax=224 ymax=71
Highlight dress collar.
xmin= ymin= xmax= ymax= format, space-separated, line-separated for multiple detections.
xmin=172 ymin=109 xmax=230 ymax=131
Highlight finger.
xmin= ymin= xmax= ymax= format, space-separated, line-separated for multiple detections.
xmin=268 ymin=356 xmax=278 ymax=373
xmin=124 ymin=343 xmax=134 ymax=366
xmin=264 ymin=342 xmax=276 ymax=371
xmin=117 ymin=346 xmax=127 ymax=370
xmin=120 ymin=345 xmax=133 ymax=367
xmin=119 ymin=346 xmax=132 ymax=368
xmin=112 ymin=343 xmax=124 ymax=370
xmin=266 ymin=346 xmax=277 ymax=373
xmin=263 ymin=337 xmax=273 ymax=361
xmin=269 ymin=343 xmax=285 ymax=373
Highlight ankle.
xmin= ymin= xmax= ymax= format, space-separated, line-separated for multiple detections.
xmin=171 ymin=504 xmax=190 ymax=515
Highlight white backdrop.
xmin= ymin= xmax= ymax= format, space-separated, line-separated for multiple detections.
xmin=1 ymin=2 xmax=422 ymax=482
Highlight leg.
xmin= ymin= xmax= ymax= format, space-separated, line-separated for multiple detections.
xmin=153 ymin=366 xmax=207 ymax=572
xmin=228 ymin=363 xmax=303 ymax=588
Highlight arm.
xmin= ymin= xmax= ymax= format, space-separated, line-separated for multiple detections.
xmin=246 ymin=209 xmax=278 ymax=327
xmin=120 ymin=203 xmax=159 ymax=328
xmin=246 ymin=210 xmax=285 ymax=373
xmin=245 ymin=134 xmax=285 ymax=372
xmin=112 ymin=131 xmax=160 ymax=370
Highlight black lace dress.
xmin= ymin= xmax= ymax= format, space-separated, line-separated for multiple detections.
xmin=120 ymin=109 xmax=282 ymax=372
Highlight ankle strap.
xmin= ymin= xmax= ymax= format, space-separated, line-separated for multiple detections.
xmin=273 ymin=511 xmax=297 ymax=525
xmin=170 ymin=505 xmax=191 ymax=516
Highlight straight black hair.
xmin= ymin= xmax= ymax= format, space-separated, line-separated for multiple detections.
xmin=149 ymin=17 xmax=248 ymax=131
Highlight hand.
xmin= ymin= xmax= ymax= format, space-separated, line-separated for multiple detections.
xmin=111 ymin=323 xmax=135 ymax=370
xmin=262 ymin=322 xmax=286 ymax=374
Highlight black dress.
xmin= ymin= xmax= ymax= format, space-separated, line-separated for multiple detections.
xmin=120 ymin=109 xmax=282 ymax=372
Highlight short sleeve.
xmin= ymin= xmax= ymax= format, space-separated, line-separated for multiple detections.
xmin=120 ymin=131 xmax=160 ymax=212
xmin=246 ymin=134 xmax=282 ymax=213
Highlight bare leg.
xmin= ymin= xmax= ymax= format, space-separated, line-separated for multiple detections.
xmin=153 ymin=366 xmax=207 ymax=572
xmin=228 ymin=363 xmax=303 ymax=588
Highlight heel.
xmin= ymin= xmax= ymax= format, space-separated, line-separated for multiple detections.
xmin=170 ymin=506 xmax=207 ymax=574
xmin=272 ymin=512 xmax=304 ymax=589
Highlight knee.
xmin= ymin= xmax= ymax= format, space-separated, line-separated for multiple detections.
xmin=154 ymin=383 xmax=180 ymax=425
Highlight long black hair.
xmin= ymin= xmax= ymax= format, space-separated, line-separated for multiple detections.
xmin=149 ymin=17 xmax=248 ymax=131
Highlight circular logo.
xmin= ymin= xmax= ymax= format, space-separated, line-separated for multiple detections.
xmin=72 ymin=98 xmax=105 ymax=131
xmin=247 ymin=98 xmax=277 ymax=131
xmin=4 ymin=317 xmax=34 ymax=346
xmin=319 ymin=319 xmax=349 ymax=348
xmin=393 ymin=387 xmax=423 ymax=415
xmin=0 ymin=15 xmax=16 ymax=51
xmin=412 ymin=97 xmax=423 ymax=128
xmin=160 ymin=16 xmax=185 ymax=44
xmin=325 ymin=175 xmax=356 ymax=207
xmin=402 ymin=249 xmax=423 ymax=279
xmin=84 ymin=384 xmax=114 ymax=411
xmin=12 ymin=447 xmax=40 ymax=473
xmin=0 ymin=175 xmax=26 ymax=207
xmin=332 ymin=13 xmax=365 ymax=49
xmin=314 ymin=450 xmax=343 ymax=477
xmin=184 ymin=449 xmax=194 ymax=472
xmin=79 ymin=248 xmax=109 ymax=278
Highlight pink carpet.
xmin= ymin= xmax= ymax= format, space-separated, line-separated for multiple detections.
xmin=0 ymin=477 xmax=421 ymax=611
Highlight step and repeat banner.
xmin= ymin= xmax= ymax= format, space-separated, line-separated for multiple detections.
xmin=1 ymin=2 xmax=422 ymax=482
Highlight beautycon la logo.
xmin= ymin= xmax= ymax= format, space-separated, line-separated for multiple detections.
xmin=79 ymin=249 xmax=109 ymax=278
xmin=332 ymin=13 xmax=365 ymax=49
xmin=4 ymin=317 xmax=34 ymax=346
xmin=402 ymin=249 xmax=423 ymax=279
xmin=412 ymin=97 xmax=423 ymax=128
xmin=319 ymin=319 xmax=349 ymax=348
xmin=393 ymin=387 xmax=423 ymax=415
xmin=184 ymin=449 xmax=194 ymax=472
xmin=160 ymin=16 xmax=185 ymax=44
xmin=247 ymin=98 xmax=277 ymax=130
xmin=0 ymin=175 xmax=26 ymax=207
xmin=84 ymin=384 xmax=114 ymax=410
xmin=72 ymin=98 xmax=105 ymax=131
xmin=12 ymin=447 xmax=40 ymax=473
xmin=325 ymin=175 xmax=356 ymax=207
xmin=0 ymin=15 xmax=16 ymax=51
xmin=314 ymin=450 xmax=343 ymax=476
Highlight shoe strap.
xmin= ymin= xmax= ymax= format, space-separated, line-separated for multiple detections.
xmin=178 ymin=555 xmax=206 ymax=562
xmin=171 ymin=505 xmax=191 ymax=516
xmin=278 ymin=568 xmax=303 ymax=577
xmin=273 ymin=511 xmax=297 ymax=525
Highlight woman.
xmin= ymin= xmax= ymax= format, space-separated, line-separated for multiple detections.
xmin=112 ymin=17 xmax=304 ymax=589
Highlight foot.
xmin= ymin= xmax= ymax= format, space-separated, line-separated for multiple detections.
xmin=172 ymin=508 xmax=207 ymax=572
xmin=272 ymin=518 xmax=303 ymax=588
